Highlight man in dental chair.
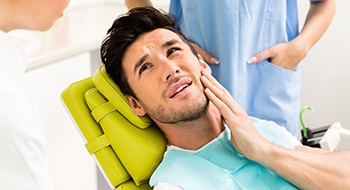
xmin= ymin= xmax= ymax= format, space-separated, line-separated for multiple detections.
xmin=100 ymin=7 xmax=350 ymax=190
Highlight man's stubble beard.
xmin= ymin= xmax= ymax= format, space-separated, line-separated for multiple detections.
xmin=139 ymin=92 xmax=209 ymax=124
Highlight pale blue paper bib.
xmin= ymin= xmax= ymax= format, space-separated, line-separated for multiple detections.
xmin=150 ymin=122 xmax=298 ymax=189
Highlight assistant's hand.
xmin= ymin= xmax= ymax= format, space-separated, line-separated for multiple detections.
xmin=200 ymin=69 xmax=271 ymax=161
xmin=190 ymin=42 xmax=220 ymax=64
xmin=247 ymin=41 xmax=307 ymax=71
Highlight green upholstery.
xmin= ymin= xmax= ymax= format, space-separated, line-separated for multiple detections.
xmin=92 ymin=66 xmax=153 ymax=129
xmin=61 ymin=66 xmax=167 ymax=189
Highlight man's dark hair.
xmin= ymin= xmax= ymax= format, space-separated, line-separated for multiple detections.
xmin=100 ymin=6 xmax=197 ymax=98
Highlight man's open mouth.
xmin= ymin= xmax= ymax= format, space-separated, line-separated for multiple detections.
xmin=168 ymin=80 xmax=192 ymax=98
xmin=170 ymin=84 xmax=190 ymax=98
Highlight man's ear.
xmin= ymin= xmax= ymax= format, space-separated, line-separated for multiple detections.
xmin=126 ymin=95 xmax=146 ymax=116
xmin=198 ymin=54 xmax=212 ymax=74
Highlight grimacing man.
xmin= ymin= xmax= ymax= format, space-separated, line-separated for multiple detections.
xmin=100 ymin=7 xmax=350 ymax=190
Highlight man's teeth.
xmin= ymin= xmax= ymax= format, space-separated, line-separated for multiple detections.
xmin=175 ymin=84 xmax=188 ymax=93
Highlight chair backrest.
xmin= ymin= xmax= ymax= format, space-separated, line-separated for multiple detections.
xmin=61 ymin=66 xmax=167 ymax=190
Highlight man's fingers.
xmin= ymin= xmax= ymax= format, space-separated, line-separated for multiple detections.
xmin=201 ymin=70 xmax=230 ymax=100
xmin=201 ymin=70 xmax=241 ymax=114
xmin=204 ymin=88 xmax=229 ymax=113
xmin=203 ymin=87 xmax=238 ymax=123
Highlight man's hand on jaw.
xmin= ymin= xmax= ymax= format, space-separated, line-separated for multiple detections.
xmin=200 ymin=69 xmax=272 ymax=161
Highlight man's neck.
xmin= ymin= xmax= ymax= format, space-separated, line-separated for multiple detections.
xmin=158 ymin=103 xmax=224 ymax=150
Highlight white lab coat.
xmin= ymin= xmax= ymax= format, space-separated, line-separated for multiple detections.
xmin=0 ymin=30 xmax=54 ymax=190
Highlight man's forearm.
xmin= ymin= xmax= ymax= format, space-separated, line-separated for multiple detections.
xmin=257 ymin=145 xmax=350 ymax=189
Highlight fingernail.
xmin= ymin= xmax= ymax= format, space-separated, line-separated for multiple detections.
xmin=210 ymin=57 xmax=220 ymax=64
xmin=247 ymin=56 xmax=257 ymax=64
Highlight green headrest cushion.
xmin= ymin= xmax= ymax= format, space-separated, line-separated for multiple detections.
xmin=92 ymin=66 xmax=153 ymax=129
xmin=85 ymin=88 xmax=166 ymax=186
xmin=61 ymin=77 xmax=130 ymax=187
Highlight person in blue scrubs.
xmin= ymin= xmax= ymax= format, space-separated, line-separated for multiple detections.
xmin=125 ymin=0 xmax=335 ymax=137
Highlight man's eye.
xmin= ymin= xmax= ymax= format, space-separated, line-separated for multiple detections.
xmin=139 ymin=63 xmax=152 ymax=75
xmin=167 ymin=47 xmax=180 ymax=57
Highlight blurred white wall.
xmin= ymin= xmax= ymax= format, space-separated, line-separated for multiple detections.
xmin=298 ymin=1 xmax=350 ymax=131
xmin=24 ymin=54 xmax=95 ymax=190
xmin=67 ymin=0 xmax=169 ymax=10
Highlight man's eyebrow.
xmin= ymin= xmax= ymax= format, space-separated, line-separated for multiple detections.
xmin=133 ymin=54 xmax=148 ymax=75
xmin=133 ymin=39 xmax=181 ymax=75
xmin=163 ymin=39 xmax=181 ymax=48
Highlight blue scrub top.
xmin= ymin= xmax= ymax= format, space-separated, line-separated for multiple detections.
xmin=169 ymin=0 xmax=308 ymax=136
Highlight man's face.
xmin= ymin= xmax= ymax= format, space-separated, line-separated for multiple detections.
xmin=122 ymin=28 xmax=210 ymax=124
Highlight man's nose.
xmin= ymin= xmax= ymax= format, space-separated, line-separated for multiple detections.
xmin=162 ymin=61 xmax=180 ymax=83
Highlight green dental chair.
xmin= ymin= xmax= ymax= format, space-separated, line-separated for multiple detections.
xmin=61 ymin=66 xmax=167 ymax=190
